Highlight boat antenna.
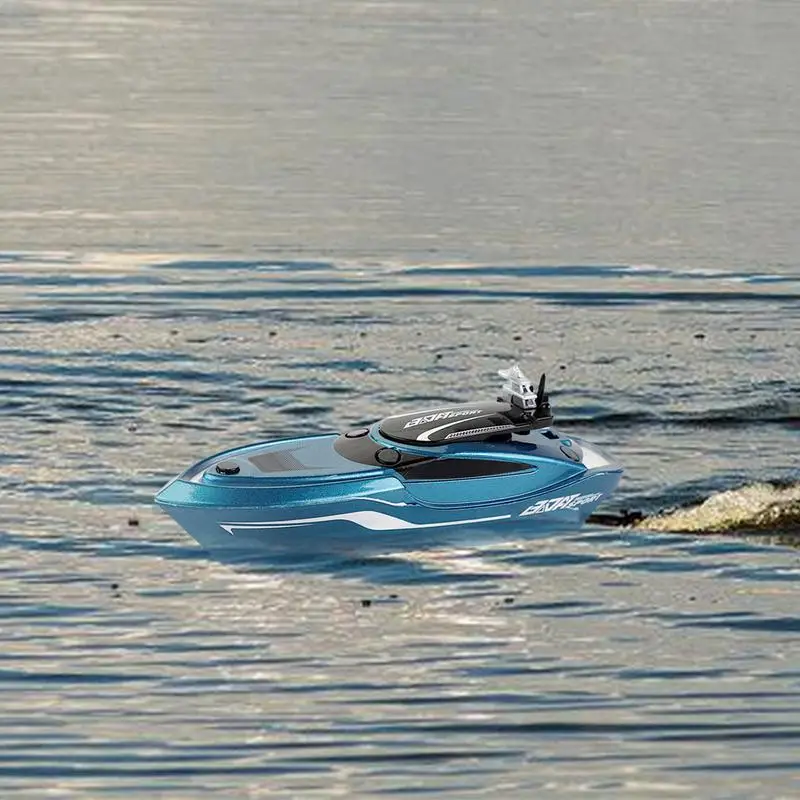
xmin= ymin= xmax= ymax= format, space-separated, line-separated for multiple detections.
xmin=533 ymin=373 xmax=552 ymax=421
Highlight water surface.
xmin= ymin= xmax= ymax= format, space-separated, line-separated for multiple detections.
xmin=1 ymin=0 xmax=799 ymax=797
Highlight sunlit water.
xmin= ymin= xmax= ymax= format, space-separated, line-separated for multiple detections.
xmin=2 ymin=0 xmax=800 ymax=797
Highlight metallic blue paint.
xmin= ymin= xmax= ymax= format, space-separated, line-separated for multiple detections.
xmin=155 ymin=426 xmax=623 ymax=554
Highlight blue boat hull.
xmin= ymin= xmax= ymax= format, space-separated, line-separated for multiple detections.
xmin=157 ymin=463 xmax=622 ymax=555
xmin=156 ymin=381 xmax=624 ymax=554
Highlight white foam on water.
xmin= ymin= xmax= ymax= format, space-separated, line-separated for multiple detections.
xmin=641 ymin=482 xmax=800 ymax=533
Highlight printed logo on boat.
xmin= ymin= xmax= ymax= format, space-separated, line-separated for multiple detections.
xmin=403 ymin=408 xmax=483 ymax=429
xmin=520 ymin=492 xmax=603 ymax=516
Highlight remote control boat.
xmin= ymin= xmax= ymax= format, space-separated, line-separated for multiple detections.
xmin=155 ymin=365 xmax=622 ymax=553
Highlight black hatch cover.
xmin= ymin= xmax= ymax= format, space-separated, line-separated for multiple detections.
xmin=379 ymin=402 xmax=527 ymax=446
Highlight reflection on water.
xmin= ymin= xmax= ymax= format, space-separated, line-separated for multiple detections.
xmin=1 ymin=1 xmax=800 ymax=268
xmin=1 ymin=508 xmax=799 ymax=797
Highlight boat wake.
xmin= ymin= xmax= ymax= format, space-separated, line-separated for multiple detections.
xmin=639 ymin=481 xmax=800 ymax=535
xmin=593 ymin=481 xmax=800 ymax=539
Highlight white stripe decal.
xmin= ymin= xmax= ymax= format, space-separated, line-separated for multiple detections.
xmin=219 ymin=510 xmax=510 ymax=535
xmin=417 ymin=414 xmax=493 ymax=442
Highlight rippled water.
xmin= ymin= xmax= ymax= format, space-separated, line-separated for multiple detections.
xmin=2 ymin=0 xmax=800 ymax=796
xmin=2 ymin=254 xmax=799 ymax=797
